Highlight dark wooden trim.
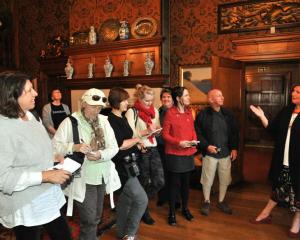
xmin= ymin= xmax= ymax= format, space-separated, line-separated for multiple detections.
xmin=63 ymin=74 xmax=168 ymax=89
xmin=231 ymin=33 xmax=300 ymax=61
xmin=66 ymin=36 xmax=163 ymax=55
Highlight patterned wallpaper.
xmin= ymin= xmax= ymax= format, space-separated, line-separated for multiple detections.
xmin=17 ymin=0 xmax=300 ymax=83
xmin=169 ymin=0 xmax=300 ymax=85
xmin=69 ymin=0 xmax=161 ymax=35
xmin=18 ymin=0 xmax=69 ymax=77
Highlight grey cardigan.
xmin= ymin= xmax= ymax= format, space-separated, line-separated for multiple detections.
xmin=0 ymin=113 xmax=56 ymax=216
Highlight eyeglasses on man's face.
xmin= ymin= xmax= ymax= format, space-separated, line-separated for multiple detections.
xmin=92 ymin=95 xmax=107 ymax=103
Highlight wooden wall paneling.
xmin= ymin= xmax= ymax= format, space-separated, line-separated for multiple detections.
xmin=212 ymin=56 xmax=245 ymax=183
xmin=232 ymin=33 xmax=300 ymax=62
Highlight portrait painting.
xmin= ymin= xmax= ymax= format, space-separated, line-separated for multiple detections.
xmin=179 ymin=65 xmax=212 ymax=104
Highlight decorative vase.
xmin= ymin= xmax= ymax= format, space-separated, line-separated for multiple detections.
xmin=65 ymin=60 xmax=74 ymax=79
xmin=88 ymin=26 xmax=97 ymax=45
xmin=88 ymin=63 xmax=94 ymax=78
xmin=119 ymin=21 xmax=130 ymax=40
xmin=144 ymin=52 xmax=154 ymax=75
xmin=104 ymin=56 xmax=113 ymax=77
xmin=123 ymin=59 xmax=130 ymax=76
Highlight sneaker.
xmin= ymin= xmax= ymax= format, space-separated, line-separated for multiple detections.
xmin=217 ymin=201 xmax=233 ymax=215
xmin=200 ymin=202 xmax=210 ymax=216
xmin=122 ymin=235 xmax=135 ymax=240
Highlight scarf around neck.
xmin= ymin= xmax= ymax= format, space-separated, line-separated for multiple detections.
xmin=134 ymin=99 xmax=156 ymax=143
xmin=81 ymin=110 xmax=105 ymax=151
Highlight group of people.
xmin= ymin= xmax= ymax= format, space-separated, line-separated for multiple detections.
xmin=1 ymin=70 xmax=300 ymax=239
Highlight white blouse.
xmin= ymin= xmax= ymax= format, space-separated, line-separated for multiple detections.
xmin=282 ymin=113 xmax=298 ymax=166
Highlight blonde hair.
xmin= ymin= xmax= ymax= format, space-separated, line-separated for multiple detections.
xmin=134 ymin=84 xmax=154 ymax=100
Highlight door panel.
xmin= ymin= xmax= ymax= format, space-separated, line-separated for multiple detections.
xmin=212 ymin=56 xmax=245 ymax=183
xmin=245 ymin=72 xmax=291 ymax=147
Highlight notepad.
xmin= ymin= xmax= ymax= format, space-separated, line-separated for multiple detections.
xmin=53 ymin=157 xmax=81 ymax=173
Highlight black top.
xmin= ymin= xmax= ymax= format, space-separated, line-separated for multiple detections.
xmin=207 ymin=110 xmax=230 ymax=158
xmin=195 ymin=106 xmax=239 ymax=157
xmin=108 ymin=112 xmax=139 ymax=183
xmin=156 ymin=105 xmax=168 ymax=146
xmin=51 ymin=103 xmax=68 ymax=129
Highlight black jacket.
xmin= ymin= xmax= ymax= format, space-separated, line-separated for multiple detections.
xmin=194 ymin=107 xmax=239 ymax=156
xmin=267 ymin=104 xmax=300 ymax=199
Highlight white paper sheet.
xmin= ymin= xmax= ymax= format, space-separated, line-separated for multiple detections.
xmin=53 ymin=157 xmax=81 ymax=173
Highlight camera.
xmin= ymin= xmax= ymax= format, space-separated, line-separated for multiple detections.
xmin=216 ymin=147 xmax=221 ymax=153
xmin=123 ymin=153 xmax=140 ymax=177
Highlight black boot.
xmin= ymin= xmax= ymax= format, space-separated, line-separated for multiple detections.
xmin=142 ymin=208 xmax=155 ymax=225
xmin=182 ymin=208 xmax=194 ymax=221
xmin=168 ymin=212 xmax=176 ymax=226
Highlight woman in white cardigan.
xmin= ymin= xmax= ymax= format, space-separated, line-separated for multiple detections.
xmin=53 ymin=88 xmax=119 ymax=240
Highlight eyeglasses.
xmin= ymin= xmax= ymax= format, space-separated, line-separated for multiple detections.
xmin=92 ymin=95 xmax=107 ymax=103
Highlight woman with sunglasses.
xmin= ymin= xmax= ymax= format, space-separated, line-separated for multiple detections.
xmin=0 ymin=71 xmax=72 ymax=240
xmin=250 ymin=84 xmax=300 ymax=238
xmin=107 ymin=87 xmax=148 ymax=240
xmin=125 ymin=84 xmax=164 ymax=225
xmin=53 ymin=88 xmax=119 ymax=240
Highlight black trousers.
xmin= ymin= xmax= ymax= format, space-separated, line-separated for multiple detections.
xmin=168 ymin=171 xmax=191 ymax=213
xmin=12 ymin=215 xmax=71 ymax=240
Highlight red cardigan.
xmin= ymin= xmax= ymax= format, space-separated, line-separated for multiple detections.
xmin=162 ymin=106 xmax=197 ymax=156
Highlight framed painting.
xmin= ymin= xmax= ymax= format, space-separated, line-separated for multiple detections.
xmin=218 ymin=0 xmax=300 ymax=34
xmin=179 ymin=65 xmax=212 ymax=104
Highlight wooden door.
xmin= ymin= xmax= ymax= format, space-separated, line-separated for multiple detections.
xmin=245 ymin=72 xmax=290 ymax=147
xmin=211 ymin=56 xmax=245 ymax=183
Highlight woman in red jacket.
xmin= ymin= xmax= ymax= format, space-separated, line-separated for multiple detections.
xmin=162 ymin=86 xmax=198 ymax=226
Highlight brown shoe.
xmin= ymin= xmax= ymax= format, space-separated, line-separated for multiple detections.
xmin=217 ymin=201 xmax=233 ymax=215
xmin=200 ymin=202 xmax=210 ymax=216
xmin=287 ymin=230 xmax=300 ymax=238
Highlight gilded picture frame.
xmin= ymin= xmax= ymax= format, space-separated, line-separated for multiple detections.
xmin=218 ymin=0 xmax=300 ymax=34
xmin=179 ymin=65 xmax=212 ymax=104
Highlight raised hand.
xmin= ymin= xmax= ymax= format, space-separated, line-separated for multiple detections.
xmin=249 ymin=105 xmax=269 ymax=127
xmin=250 ymin=105 xmax=265 ymax=118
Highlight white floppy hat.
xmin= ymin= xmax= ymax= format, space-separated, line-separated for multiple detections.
xmin=81 ymin=88 xmax=107 ymax=106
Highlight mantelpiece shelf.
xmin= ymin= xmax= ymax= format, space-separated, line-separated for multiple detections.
xmin=63 ymin=74 xmax=168 ymax=90
xmin=66 ymin=36 xmax=163 ymax=55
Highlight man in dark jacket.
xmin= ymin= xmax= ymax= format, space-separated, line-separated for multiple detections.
xmin=195 ymin=89 xmax=238 ymax=216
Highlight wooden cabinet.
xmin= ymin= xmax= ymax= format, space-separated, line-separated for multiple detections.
xmin=38 ymin=36 xmax=168 ymax=112
xmin=66 ymin=36 xmax=163 ymax=78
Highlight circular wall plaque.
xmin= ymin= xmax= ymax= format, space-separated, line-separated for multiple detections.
xmin=131 ymin=17 xmax=157 ymax=39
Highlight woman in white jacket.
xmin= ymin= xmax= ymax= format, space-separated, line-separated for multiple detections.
xmin=53 ymin=88 xmax=119 ymax=240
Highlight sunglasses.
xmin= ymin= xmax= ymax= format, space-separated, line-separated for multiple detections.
xmin=92 ymin=95 xmax=107 ymax=103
